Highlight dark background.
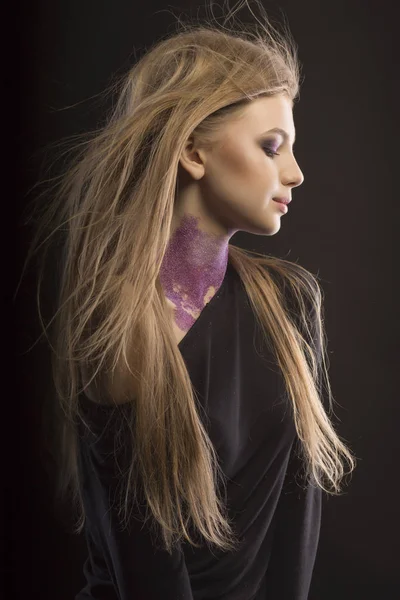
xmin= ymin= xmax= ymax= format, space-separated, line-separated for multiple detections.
xmin=11 ymin=0 xmax=398 ymax=598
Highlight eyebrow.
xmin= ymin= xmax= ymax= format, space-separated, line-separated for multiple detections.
xmin=263 ymin=127 xmax=296 ymax=145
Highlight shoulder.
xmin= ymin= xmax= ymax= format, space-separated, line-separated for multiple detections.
xmin=79 ymin=363 xmax=137 ymax=407
xmin=259 ymin=259 xmax=323 ymax=352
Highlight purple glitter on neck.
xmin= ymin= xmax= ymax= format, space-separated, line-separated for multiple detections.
xmin=159 ymin=214 xmax=229 ymax=331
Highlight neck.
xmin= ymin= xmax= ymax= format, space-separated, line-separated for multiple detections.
xmin=159 ymin=214 xmax=232 ymax=332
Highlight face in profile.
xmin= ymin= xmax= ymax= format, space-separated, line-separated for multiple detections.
xmin=175 ymin=94 xmax=304 ymax=239
xmin=161 ymin=94 xmax=305 ymax=330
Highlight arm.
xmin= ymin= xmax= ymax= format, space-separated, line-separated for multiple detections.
xmin=76 ymin=398 xmax=194 ymax=600
xmin=261 ymin=281 xmax=324 ymax=598
xmin=262 ymin=437 xmax=322 ymax=599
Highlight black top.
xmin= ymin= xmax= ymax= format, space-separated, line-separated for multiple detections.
xmin=75 ymin=259 xmax=322 ymax=600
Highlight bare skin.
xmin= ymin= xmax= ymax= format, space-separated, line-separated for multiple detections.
xmin=88 ymin=94 xmax=304 ymax=402
xmin=161 ymin=94 xmax=304 ymax=345
xmin=159 ymin=213 xmax=229 ymax=344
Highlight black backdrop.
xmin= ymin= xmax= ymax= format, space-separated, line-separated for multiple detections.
xmin=11 ymin=1 xmax=398 ymax=598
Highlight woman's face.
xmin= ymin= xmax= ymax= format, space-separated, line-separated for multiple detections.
xmin=176 ymin=94 xmax=304 ymax=238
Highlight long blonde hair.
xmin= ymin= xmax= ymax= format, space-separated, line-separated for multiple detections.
xmin=18 ymin=0 xmax=356 ymax=555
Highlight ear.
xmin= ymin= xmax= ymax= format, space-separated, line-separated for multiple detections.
xmin=178 ymin=136 xmax=206 ymax=181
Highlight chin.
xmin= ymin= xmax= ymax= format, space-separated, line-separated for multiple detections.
xmin=243 ymin=220 xmax=281 ymax=236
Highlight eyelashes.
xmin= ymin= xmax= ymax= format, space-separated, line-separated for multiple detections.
xmin=262 ymin=144 xmax=280 ymax=158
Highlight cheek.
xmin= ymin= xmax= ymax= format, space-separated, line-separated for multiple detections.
xmin=220 ymin=147 xmax=269 ymax=188
xmin=204 ymin=145 xmax=272 ymax=213
xmin=229 ymin=153 xmax=273 ymax=203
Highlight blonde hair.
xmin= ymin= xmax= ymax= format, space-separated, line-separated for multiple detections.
xmin=18 ymin=0 xmax=356 ymax=555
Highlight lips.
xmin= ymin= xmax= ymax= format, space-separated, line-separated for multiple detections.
xmin=273 ymin=198 xmax=291 ymax=205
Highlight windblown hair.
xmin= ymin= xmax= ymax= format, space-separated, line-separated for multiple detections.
xmin=19 ymin=0 xmax=356 ymax=555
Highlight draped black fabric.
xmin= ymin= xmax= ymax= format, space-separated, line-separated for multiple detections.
xmin=75 ymin=258 xmax=322 ymax=600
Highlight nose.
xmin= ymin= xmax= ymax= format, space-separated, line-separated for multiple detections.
xmin=292 ymin=169 xmax=304 ymax=188
xmin=284 ymin=159 xmax=304 ymax=189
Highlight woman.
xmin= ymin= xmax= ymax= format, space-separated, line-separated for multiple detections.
xmin=22 ymin=1 xmax=356 ymax=598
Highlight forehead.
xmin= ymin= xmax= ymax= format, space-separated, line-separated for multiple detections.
xmin=228 ymin=95 xmax=296 ymax=142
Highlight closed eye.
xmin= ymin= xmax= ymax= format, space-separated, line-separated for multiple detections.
xmin=262 ymin=145 xmax=280 ymax=158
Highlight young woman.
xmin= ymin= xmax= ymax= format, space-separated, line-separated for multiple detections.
xmin=22 ymin=1 xmax=356 ymax=598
